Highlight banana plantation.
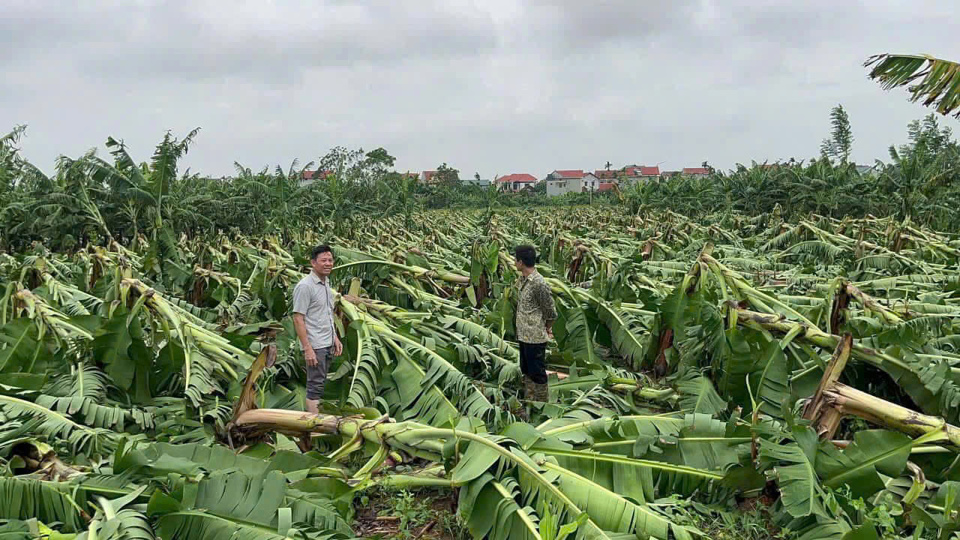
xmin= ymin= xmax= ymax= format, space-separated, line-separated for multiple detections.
xmin=3 ymin=197 xmax=960 ymax=540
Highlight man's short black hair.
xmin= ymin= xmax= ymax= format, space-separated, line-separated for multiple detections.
xmin=515 ymin=245 xmax=538 ymax=268
xmin=311 ymin=245 xmax=334 ymax=261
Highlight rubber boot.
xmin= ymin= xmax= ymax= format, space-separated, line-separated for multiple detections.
xmin=523 ymin=377 xmax=537 ymax=401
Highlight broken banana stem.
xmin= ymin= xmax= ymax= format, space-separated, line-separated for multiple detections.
xmin=823 ymin=382 xmax=960 ymax=448
xmin=232 ymin=408 xmax=344 ymax=435
xmin=802 ymin=334 xmax=853 ymax=439
xmin=231 ymin=408 xmax=445 ymax=460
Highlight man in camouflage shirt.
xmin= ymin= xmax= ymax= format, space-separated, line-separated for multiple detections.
xmin=514 ymin=245 xmax=557 ymax=403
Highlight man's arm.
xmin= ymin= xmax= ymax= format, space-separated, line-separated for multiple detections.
xmin=537 ymin=282 xmax=558 ymax=338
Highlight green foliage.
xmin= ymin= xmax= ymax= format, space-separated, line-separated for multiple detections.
xmin=151 ymin=470 xmax=353 ymax=539
xmin=4 ymin=141 xmax=960 ymax=540
xmin=0 ymin=477 xmax=86 ymax=532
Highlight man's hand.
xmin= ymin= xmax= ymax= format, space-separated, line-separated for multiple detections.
xmin=304 ymin=348 xmax=318 ymax=367
xmin=546 ymin=326 xmax=554 ymax=340
xmin=333 ymin=335 xmax=343 ymax=356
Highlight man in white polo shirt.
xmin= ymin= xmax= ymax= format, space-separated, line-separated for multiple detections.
xmin=292 ymin=245 xmax=343 ymax=414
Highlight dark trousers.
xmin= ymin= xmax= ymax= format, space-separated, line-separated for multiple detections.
xmin=518 ymin=342 xmax=548 ymax=384
xmin=306 ymin=346 xmax=334 ymax=400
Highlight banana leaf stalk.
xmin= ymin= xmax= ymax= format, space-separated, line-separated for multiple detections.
xmin=120 ymin=278 xmax=253 ymax=403
xmin=729 ymin=302 xmax=960 ymax=428
xmin=335 ymin=259 xmax=470 ymax=285
xmin=12 ymin=288 xmax=94 ymax=342
xmin=701 ymin=253 xmax=815 ymax=325
xmin=798 ymin=220 xmax=927 ymax=269
xmin=730 ymin=303 xmax=913 ymax=372
xmin=551 ymin=375 xmax=676 ymax=402
xmin=842 ymin=281 xmax=903 ymax=325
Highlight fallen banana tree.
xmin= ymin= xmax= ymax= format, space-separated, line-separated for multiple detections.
xmin=728 ymin=301 xmax=960 ymax=426
xmin=227 ymin=345 xmax=713 ymax=540
xmin=223 ymin=337 xmax=960 ymax=540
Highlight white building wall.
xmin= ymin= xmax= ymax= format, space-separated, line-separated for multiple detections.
xmin=581 ymin=173 xmax=599 ymax=191
xmin=547 ymin=178 xmax=583 ymax=196
xmin=546 ymin=180 xmax=564 ymax=196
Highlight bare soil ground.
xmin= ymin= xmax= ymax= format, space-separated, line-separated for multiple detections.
xmin=352 ymin=488 xmax=463 ymax=539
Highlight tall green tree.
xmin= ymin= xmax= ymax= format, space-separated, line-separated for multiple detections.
xmin=362 ymin=147 xmax=396 ymax=180
xmin=821 ymin=104 xmax=854 ymax=164
xmin=434 ymin=162 xmax=460 ymax=187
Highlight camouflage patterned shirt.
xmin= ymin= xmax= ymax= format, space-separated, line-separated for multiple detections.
xmin=515 ymin=270 xmax=557 ymax=344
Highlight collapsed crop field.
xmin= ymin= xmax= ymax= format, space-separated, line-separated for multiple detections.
xmin=3 ymin=203 xmax=960 ymax=539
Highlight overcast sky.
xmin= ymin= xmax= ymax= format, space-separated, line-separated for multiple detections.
xmin=3 ymin=1 xmax=958 ymax=178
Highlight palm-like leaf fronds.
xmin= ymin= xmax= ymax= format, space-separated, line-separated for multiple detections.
xmin=866 ymin=54 xmax=960 ymax=118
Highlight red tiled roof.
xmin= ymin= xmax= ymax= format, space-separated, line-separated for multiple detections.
xmin=302 ymin=170 xmax=333 ymax=180
xmin=682 ymin=167 xmax=710 ymax=175
xmin=597 ymin=182 xmax=616 ymax=192
xmin=497 ymin=173 xmax=538 ymax=183
xmin=596 ymin=166 xmax=660 ymax=178
xmin=422 ymin=170 xmax=437 ymax=182
xmin=553 ymin=169 xmax=584 ymax=179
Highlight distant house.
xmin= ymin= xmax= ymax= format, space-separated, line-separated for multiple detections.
xmin=546 ymin=170 xmax=585 ymax=196
xmin=618 ymin=165 xmax=660 ymax=186
xmin=635 ymin=166 xmax=661 ymax=183
xmin=420 ymin=171 xmax=438 ymax=185
xmin=300 ymin=169 xmax=333 ymax=186
xmin=854 ymin=164 xmax=880 ymax=176
xmin=594 ymin=169 xmax=620 ymax=181
xmin=593 ymin=166 xmax=660 ymax=186
xmin=462 ymin=177 xmax=492 ymax=188
xmin=682 ymin=167 xmax=710 ymax=177
xmin=496 ymin=173 xmax=538 ymax=192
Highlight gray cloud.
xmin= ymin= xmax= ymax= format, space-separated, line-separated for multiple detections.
xmin=3 ymin=0 xmax=958 ymax=179
xmin=3 ymin=1 xmax=501 ymax=80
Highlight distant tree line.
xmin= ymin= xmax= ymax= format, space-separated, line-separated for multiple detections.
xmin=2 ymin=109 xmax=959 ymax=252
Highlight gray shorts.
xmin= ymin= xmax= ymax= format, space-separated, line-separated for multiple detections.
xmin=306 ymin=346 xmax=334 ymax=400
